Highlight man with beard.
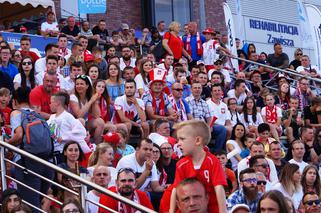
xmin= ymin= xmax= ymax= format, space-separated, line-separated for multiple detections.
xmin=119 ymin=46 xmax=136 ymax=71
xmin=227 ymin=168 xmax=262 ymax=213
xmin=114 ymin=80 xmax=149 ymax=138
xmin=302 ymin=192 xmax=321 ymax=213
xmin=98 ymin=168 xmax=154 ymax=213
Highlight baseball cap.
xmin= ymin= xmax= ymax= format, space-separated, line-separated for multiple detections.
xmin=229 ymin=204 xmax=250 ymax=213
xmin=197 ymin=60 xmax=205 ymax=65
xmin=121 ymin=23 xmax=129 ymax=30
xmin=148 ymin=133 xmax=169 ymax=148
xmin=202 ymin=27 xmax=215 ymax=35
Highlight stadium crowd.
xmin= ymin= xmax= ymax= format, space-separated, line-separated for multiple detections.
xmin=1 ymin=11 xmax=321 ymax=213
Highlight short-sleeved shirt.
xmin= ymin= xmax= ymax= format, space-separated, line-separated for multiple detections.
xmin=92 ymin=26 xmax=109 ymax=41
xmin=29 ymin=85 xmax=57 ymax=114
xmin=41 ymin=22 xmax=59 ymax=32
xmin=116 ymin=152 xmax=159 ymax=191
xmin=163 ymin=32 xmax=184 ymax=60
xmin=173 ymin=151 xmax=227 ymax=213
xmin=142 ymin=92 xmax=172 ymax=115
xmin=114 ymin=95 xmax=145 ymax=123
xmin=267 ymin=53 xmax=289 ymax=68
xmin=185 ymin=95 xmax=211 ymax=121
xmin=61 ymin=25 xmax=80 ymax=37
xmin=206 ymin=99 xmax=230 ymax=126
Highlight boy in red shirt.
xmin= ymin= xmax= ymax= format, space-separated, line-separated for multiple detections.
xmin=169 ymin=120 xmax=227 ymax=213
xmin=0 ymin=88 xmax=12 ymax=137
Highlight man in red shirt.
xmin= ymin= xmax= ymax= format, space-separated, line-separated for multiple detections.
xmin=29 ymin=71 xmax=58 ymax=119
xmin=169 ymin=120 xmax=227 ymax=213
xmin=99 ymin=168 xmax=154 ymax=213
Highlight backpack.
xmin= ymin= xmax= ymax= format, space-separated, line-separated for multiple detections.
xmin=19 ymin=109 xmax=54 ymax=159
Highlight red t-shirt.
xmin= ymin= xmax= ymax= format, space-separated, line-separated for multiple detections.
xmin=164 ymin=32 xmax=183 ymax=60
xmin=29 ymin=85 xmax=57 ymax=114
xmin=98 ymin=186 xmax=154 ymax=213
xmin=173 ymin=151 xmax=227 ymax=213
xmin=0 ymin=107 xmax=12 ymax=125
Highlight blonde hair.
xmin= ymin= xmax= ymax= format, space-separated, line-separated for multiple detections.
xmin=88 ymin=143 xmax=112 ymax=167
xmin=173 ymin=120 xmax=211 ymax=145
xmin=0 ymin=88 xmax=10 ymax=96
xmin=168 ymin=21 xmax=181 ymax=32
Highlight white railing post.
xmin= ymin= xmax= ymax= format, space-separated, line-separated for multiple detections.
xmin=80 ymin=173 xmax=87 ymax=211
xmin=0 ymin=137 xmax=7 ymax=191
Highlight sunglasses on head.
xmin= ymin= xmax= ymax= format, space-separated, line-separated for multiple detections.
xmin=305 ymin=199 xmax=321 ymax=206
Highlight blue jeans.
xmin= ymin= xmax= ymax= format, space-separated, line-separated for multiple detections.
xmin=14 ymin=158 xmax=55 ymax=213
xmin=211 ymin=125 xmax=227 ymax=152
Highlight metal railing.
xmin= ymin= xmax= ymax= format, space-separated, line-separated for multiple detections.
xmin=0 ymin=140 xmax=156 ymax=213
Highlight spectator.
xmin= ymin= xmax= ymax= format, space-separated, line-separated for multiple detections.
xmin=187 ymin=64 xmax=200 ymax=84
xmin=300 ymin=127 xmax=317 ymax=164
xmin=183 ymin=22 xmax=206 ymax=65
xmin=61 ymin=198 xmax=84 ymax=213
xmin=58 ymin=18 xmax=67 ymax=31
xmin=11 ymin=49 xmax=22 ymax=69
xmin=289 ymin=140 xmax=309 ymax=173
xmin=151 ymin=143 xmax=167 ymax=188
xmin=301 ymin=165 xmax=321 ymax=197
xmin=91 ymin=47 xmax=107 ymax=79
xmin=268 ymin=141 xmax=288 ymax=177
xmin=41 ymin=11 xmax=59 ymax=37
xmin=122 ymin=66 xmax=135 ymax=81
xmin=119 ymin=46 xmax=136 ymax=71
xmin=58 ymin=34 xmax=71 ymax=59
xmin=138 ymin=27 xmax=151 ymax=54
xmin=105 ymin=63 xmax=125 ymax=102
xmin=157 ymin=20 xmax=166 ymax=37
xmin=143 ymin=68 xmax=176 ymax=122
xmin=227 ymin=98 xmax=241 ymax=126
xmin=227 ymin=79 xmax=248 ymax=107
xmin=29 ymin=70 xmax=58 ymax=119
xmin=168 ymin=82 xmax=192 ymax=121
xmin=256 ymin=172 xmax=268 ymax=193
xmin=167 ymin=66 xmax=190 ymax=96
xmin=79 ymin=21 xmax=93 ymax=38
xmin=61 ymin=16 xmax=80 ymax=41
xmin=0 ymin=45 xmax=18 ymax=80
xmin=271 ymin=163 xmax=303 ymax=210
xmin=116 ymin=128 xmax=135 ymax=157
xmin=99 ymin=168 xmax=154 ymax=212
xmin=119 ymin=23 xmax=135 ymax=47
xmin=109 ymin=31 xmax=124 ymax=52
xmin=47 ymin=91 xmax=90 ymax=164
xmin=9 ymin=203 xmax=32 ymax=213
xmin=289 ymin=48 xmax=303 ymax=70
xmin=249 ymin=70 xmax=263 ymax=98
xmin=14 ymin=56 xmax=35 ymax=90
xmin=92 ymin=20 xmax=109 ymax=50
xmin=304 ymin=96 xmax=321 ymax=128
xmin=267 ymin=43 xmax=289 ymax=69
xmin=227 ymin=168 xmax=262 ymax=212
xmin=86 ymin=166 xmax=111 ymax=213
xmin=19 ymin=36 xmax=40 ymax=63
xmin=1 ymin=188 xmax=22 ymax=213
xmin=176 ymin=178 xmax=209 ymax=213
xmin=275 ymin=81 xmax=290 ymax=110
xmin=226 ymin=123 xmax=246 ymax=171
xmin=256 ymin=190 xmax=291 ymax=213
xmin=86 ymin=63 xmax=100 ymax=85
xmin=8 ymin=87 xmax=55 ymax=210
xmin=63 ymin=62 xmax=84 ymax=93
xmin=114 ymin=80 xmax=149 ymax=137
xmin=157 ymin=54 xmax=174 ymax=80
xmin=0 ymin=88 xmax=11 ymax=129
xmin=34 ymin=43 xmax=59 ymax=76
xmin=169 ymin=120 xmax=227 ymax=213
xmin=240 ymin=96 xmax=264 ymax=135
xmin=162 ymin=21 xmax=191 ymax=62
xmin=150 ymin=28 xmax=163 ymax=61
xmin=296 ymin=55 xmax=321 ymax=78
xmin=249 ymin=155 xmax=272 ymax=189
xmin=301 ymin=192 xmax=321 ymax=213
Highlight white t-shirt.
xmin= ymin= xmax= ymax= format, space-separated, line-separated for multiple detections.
xmin=47 ymin=110 xmax=90 ymax=153
xmin=202 ymin=39 xmax=220 ymax=65
xmin=13 ymin=73 xmax=31 ymax=88
xmin=271 ymin=182 xmax=303 ymax=210
xmin=208 ymin=69 xmax=231 ymax=83
xmin=134 ymin=74 xmax=149 ymax=97
xmin=116 ymin=152 xmax=159 ymax=191
xmin=41 ymin=21 xmax=59 ymax=32
xmin=34 ymin=57 xmax=47 ymax=76
xmin=226 ymin=139 xmax=242 ymax=171
xmin=289 ymin=159 xmax=309 ymax=174
xmin=60 ymin=76 xmax=74 ymax=93
xmin=296 ymin=65 xmax=321 ymax=76
xmin=157 ymin=63 xmax=173 ymax=83
xmin=206 ymin=99 xmax=230 ymax=126
xmin=119 ymin=57 xmax=136 ymax=71
xmin=227 ymin=89 xmax=247 ymax=105
xmin=86 ymin=190 xmax=100 ymax=213
xmin=114 ymin=95 xmax=145 ymax=123
xmin=239 ymin=112 xmax=264 ymax=128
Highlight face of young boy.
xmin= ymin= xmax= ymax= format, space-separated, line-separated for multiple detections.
xmin=0 ymin=94 xmax=10 ymax=107
xmin=216 ymin=154 xmax=227 ymax=167
xmin=177 ymin=126 xmax=198 ymax=155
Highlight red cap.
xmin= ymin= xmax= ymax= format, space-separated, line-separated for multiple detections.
xmin=202 ymin=27 xmax=215 ymax=35
xmin=102 ymin=132 xmax=120 ymax=145
xmin=84 ymin=53 xmax=94 ymax=62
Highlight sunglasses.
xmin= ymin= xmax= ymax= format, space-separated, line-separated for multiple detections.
xmin=22 ymin=61 xmax=32 ymax=65
xmin=173 ymin=88 xmax=183 ymax=91
xmin=242 ymin=178 xmax=257 ymax=184
xmin=257 ymin=181 xmax=267 ymax=185
xmin=296 ymin=53 xmax=303 ymax=56
xmin=305 ymin=199 xmax=321 ymax=206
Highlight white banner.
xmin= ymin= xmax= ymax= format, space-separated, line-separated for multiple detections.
xmin=305 ymin=4 xmax=321 ymax=69
xmin=235 ymin=0 xmax=245 ymax=43
xmin=297 ymin=0 xmax=313 ymax=48
xmin=223 ymin=3 xmax=239 ymax=72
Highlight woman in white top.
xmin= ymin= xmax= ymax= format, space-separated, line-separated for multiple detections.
xmin=227 ymin=97 xmax=241 ymax=127
xmin=134 ymin=59 xmax=153 ymax=98
xmin=240 ymin=96 xmax=263 ymax=136
xmin=14 ymin=56 xmax=36 ymax=90
xmin=87 ymin=143 xmax=117 ymax=186
xmin=271 ymin=163 xmax=303 ymax=211
xmin=226 ymin=123 xmax=246 ymax=171
xmin=69 ymin=75 xmax=104 ymax=143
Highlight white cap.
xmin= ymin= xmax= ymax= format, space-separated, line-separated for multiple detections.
xmin=148 ymin=133 xmax=168 ymax=148
xmin=230 ymin=204 xmax=250 ymax=213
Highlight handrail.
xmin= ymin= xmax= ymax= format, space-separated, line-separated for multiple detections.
xmin=0 ymin=141 xmax=156 ymax=213
xmin=225 ymin=54 xmax=321 ymax=84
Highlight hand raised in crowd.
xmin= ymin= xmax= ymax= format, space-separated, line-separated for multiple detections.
xmin=90 ymin=93 xmax=101 ymax=104
xmin=145 ymin=159 xmax=154 ymax=171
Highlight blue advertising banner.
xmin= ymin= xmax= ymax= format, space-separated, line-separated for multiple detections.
xmin=78 ymin=0 xmax=107 ymax=14
xmin=1 ymin=32 xmax=58 ymax=57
